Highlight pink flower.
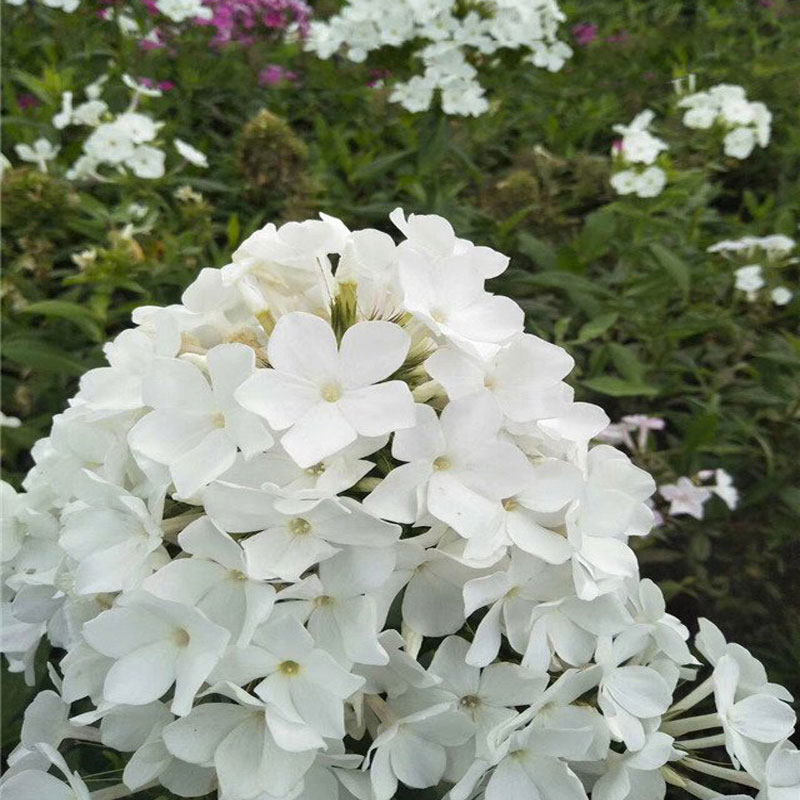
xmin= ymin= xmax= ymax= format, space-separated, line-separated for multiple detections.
xmin=572 ymin=22 xmax=598 ymax=47
xmin=204 ymin=0 xmax=311 ymax=46
xmin=367 ymin=68 xmax=391 ymax=88
xmin=258 ymin=64 xmax=297 ymax=86
xmin=18 ymin=93 xmax=40 ymax=111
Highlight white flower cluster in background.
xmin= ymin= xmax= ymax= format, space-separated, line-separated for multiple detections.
xmin=30 ymin=74 xmax=209 ymax=181
xmin=678 ymin=84 xmax=771 ymax=160
xmin=3 ymin=0 xmax=80 ymax=11
xmin=708 ymin=233 xmax=796 ymax=305
xmin=1 ymin=210 xmax=796 ymax=800
xmin=609 ymin=110 xmax=669 ymax=199
xmin=306 ymin=0 xmax=572 ymax=116
xmin=155 ymin=0 xmax=213 ymax=23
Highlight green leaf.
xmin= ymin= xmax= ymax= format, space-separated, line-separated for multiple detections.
xmin=650 ymin=242 xmax=690 ymax=297
xmin=3 ymin=338 xmax=88 ymax=375
xmin=583 ymin=376 xmax=659 ymax=397
xmin=607 ymin=343 xmax=648 ymax=383
xmin=575 ymin=312 xmax=618 ymax=344
xmin=227 ymin=213 xmax=241 ymax=249
xmin=20 ymin=300 xmax=104 ymax=341
xmin=517 ymin=233 xmax=556 ymax=270
xmin=351 ymin=150 xmax=411 ymax=182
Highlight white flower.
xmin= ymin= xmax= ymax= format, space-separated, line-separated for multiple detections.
xmin=610 ymin=169 xmax=638 ymax=196
xmin=129 ymin=344 xmax=274 ymax=497
xmin=52 ymin=92 xmax=74 ymax=129
xmin=734 ymin=264 xmax=765 ymax=299
xmin=771 ymin=286 xmax=793 ymax=306
xmin=399 ymin=260 xmax=522 ymax=357
xmin=364 ymin=395 xmax=531 ymax=545
xmin=14 ymin=138 xmax=59 ymax=172
xmin=204 ymin=478 xmax=399 ymax=582
xmin=125 ymin=145 xmax=166 ymax=179
xmin=635 ymin=166 xmax=667 ymax=198
xmin=82 ymin=590 xmax=230 ymax=716
xmin=224 ymin=615 xmax=365 ymax=741
xmin=163 ymin=682 xmax=321 ymax=799
xmin=365 ymin=688 xmax=474 ymax=800
xmin=613 ymin=110 xmax=668 ymax=165
xmin=155 ymin=0 xmax=212 ymax=22
xmin=724 ymin=126 xmax=757 ymax=159
xmin=142 ymin=516 xmax=276 ymax=645
xmin=428 ymin=635 xmax=545 ymax=757
xmin=59 ymin=471 xmax=167 ymax=594
xmin=759 ymin=740 xmax=800 ymax=800
xmin=425 ymin=333 xmax=573 ymax=423
xmin=713 ymin=654 xmax=796 ymax=776
xmin=4 ymin=208 xmax=796 ymax=800
xmin=236 ymin=312 xmax=415 ymax=468
xmin=174 ymin=138 xmax=208 ymax=168
xmin=390 ymin=76 xmax=436 ymax=113
xmin=1 ymin=411 xmax=21 ymax=428
xmin=122 ymin=73 xmax=163 ymax=98
xmin=660 ymin=477 xmax=712 ymax=519
xmin=0 ymin=744 xmax=91 ymax=800
xmin=84 ymin=122 xmax=135 ymax=165
xmin=595 ymin=633 xmax=672 ymax=750
xmin=591 ymin=731 xmax=673 ymax=800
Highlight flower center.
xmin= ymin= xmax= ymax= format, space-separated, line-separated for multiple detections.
xmin=314 ymin=595 xmax=335 ymax=608
xmin=431 ymin=308 xmax=447 ymax=324
xmin=288 ymin=517 xmax=311 ymax=536
xmin=173 ymin=629 xmax=190 ymax=647
xmin=460 ymin=694 xmax=481 ymax=709
xmin=305 ymin=462 xmax=327 ymax=476
xmin=321 ymin=382 xmax=342 ymax=403
xmin=279 ymin=660 xmax=301 ymax=676
xmin=502 ymin=497 xmax=519 ymax=512
xmin=433 ymin=456 xmax=451 ymax=471
xmin=211 ymin=411 xmax=226 ymax=428
xmin=229 ymin=569 xmax=247 ymax=582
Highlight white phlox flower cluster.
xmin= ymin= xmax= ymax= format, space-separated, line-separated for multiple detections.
xmin=1 ymin=210 xmax=796 ymax=800
xmin=659 ymin=469 xmax=738 ymax=522
xmin=609 ymin=110 xmax=668 ymax=199
xmin=306 ymin=0 xmax=572 ymax=116
xmin=155 ymin=0 xmax=213 ymax=23
xmin=708 ymin=234 xmax=795 ymax=305
xmin=678 ymin=84 xmax=771 ymax=160
xmin=4 ymin=0 xmax=80 ymax=11
xmin=46 ymin=74 xmax=207 ymax=181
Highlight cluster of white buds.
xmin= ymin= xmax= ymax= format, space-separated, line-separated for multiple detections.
xmin=306 ymin=0 xmax=572 ymax=116
xmin=1 ymin=210 xmax=796 ymax=800
xmin=609 ymin=110 xmax=669 ymax=199
xmin=43 ymin=74 xmax=208 ymax=182
xmin=678 ymin=84 xmax=771 ymax=160
xmin=708 ymin=234 xmax=795 ymax=306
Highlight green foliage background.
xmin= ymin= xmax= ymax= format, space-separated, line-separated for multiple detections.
xmin=2 ymin=0 xmax=799 ymax=792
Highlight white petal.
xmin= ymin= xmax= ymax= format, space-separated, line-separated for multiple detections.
xmin=103 ymin=640 xmax=177 ymax=706
xmin=235 ymin=369 xmax=318 ymax=430
xmin=339 ymin=320 xmax=410 ymax=388
xmin=281 ymin=402 xmax=356 ymax=468
xmin=339 ymin=382 xmax=416 ymax=437
xmin=268 ymin=312 xmax=339 ymax=382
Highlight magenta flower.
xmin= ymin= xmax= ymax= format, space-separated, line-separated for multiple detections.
xmin=258 ymin=64 xmax=298 ymax=86
xmin=204 ymin=0 xmax=311 ymax=46
xmin=572 ymin=22 xmax=598 ymax=47
xmin=18 ymin=93 xmax=40 ymax=111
